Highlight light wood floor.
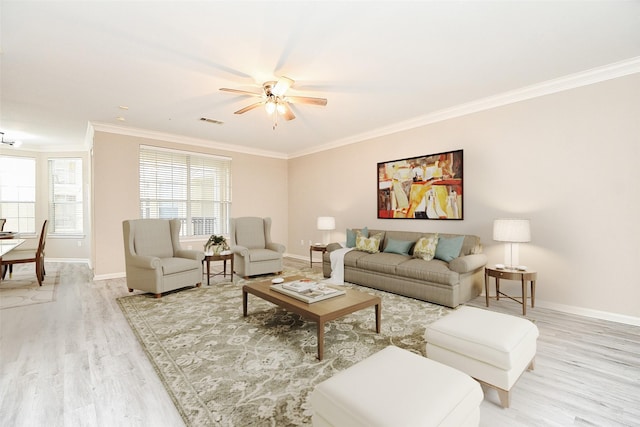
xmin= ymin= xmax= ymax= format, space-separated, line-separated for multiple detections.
xmin=1 ymin=260 xmax=639 ymax=426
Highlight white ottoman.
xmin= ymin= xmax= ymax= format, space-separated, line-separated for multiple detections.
xmin=310 ymin=346 xmax=483 ymax=427
xmin=425 ymin=306 xmax=539 ymax=408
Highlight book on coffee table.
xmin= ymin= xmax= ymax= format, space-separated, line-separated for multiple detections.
xmin=282 ymin=279 xmax=316 ymax=293
xmin=271 ymin=282 xmax=345 ymax=303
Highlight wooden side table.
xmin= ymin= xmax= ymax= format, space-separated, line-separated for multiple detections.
xmin=485 ymin=267 xmax=537 ymax=315
xmin=309 ymin=244 xmax=327 ymax=267
xmin=203 ymin=253 xmax=234 ymax=285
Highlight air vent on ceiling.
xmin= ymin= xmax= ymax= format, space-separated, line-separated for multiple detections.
xmin=199 ymin=117 xmax=224 ymax=125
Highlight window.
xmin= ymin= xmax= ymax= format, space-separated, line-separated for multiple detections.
xmin=0 ymin=155 xmax=36 ymax=234
xmin=139 ymin=146 xmax=232 ymax=237
xmin=48 ymin=158 xmax=83 ymax=235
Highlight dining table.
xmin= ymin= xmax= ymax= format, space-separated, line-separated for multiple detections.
xmin=0 ymin=237 xmax=25 ymax=283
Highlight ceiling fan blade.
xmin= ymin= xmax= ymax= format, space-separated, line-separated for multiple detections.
xmin=220 ymin=88 xmax=263 ymax=97
xmin=280 ymin=102 xmax=296 ymax=121
xmin=272 ymin=76 xmax=294 ymax=96
xmin=234 ymin=101 xmax=264 ymax=114
xmin=285 ymin=95 xmax=328 ymax=106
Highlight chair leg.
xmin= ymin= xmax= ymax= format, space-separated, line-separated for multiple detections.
xmin=36 ymin=260 xmax=43 ymax=286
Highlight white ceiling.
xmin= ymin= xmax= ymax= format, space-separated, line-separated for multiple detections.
xmin=2 ymin=1 xmax=640 ymax=157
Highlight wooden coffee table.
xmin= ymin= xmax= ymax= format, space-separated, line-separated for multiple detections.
xmin=242 ymin=275 xmax=381 ymax=360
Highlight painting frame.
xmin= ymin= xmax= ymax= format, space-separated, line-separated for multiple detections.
xmin=377 ymin=149 xmax=463 ymax=220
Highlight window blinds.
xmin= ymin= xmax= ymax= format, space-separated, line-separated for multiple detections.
xmin=139 ymin=146 xmax=231 ymax=236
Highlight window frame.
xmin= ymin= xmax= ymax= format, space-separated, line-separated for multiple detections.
xmin=139 ymin=145 xmax=232 ymax=238
xmin=48 ymin=157 xmax=84 ymax=236
xmin=0 ymin=155 xmax=37 ymax=234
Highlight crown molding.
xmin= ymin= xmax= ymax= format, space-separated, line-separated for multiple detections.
xmin=290 ymin=56 xmax=640 ymax=158
xmin=89 ymin=122 xmax=289 ymax=160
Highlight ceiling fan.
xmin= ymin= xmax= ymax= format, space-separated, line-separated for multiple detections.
xmin=219 ymin=76 xmax=327 ymax=128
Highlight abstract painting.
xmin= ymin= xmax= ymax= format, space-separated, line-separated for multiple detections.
xmin=377 ymin=150 xmax=463 ymax=219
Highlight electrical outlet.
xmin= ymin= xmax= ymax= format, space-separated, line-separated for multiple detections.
xmin=308 ymin=240 xmax=312 ymax=246
xmin=300 ymin=239 xmax=304 ymax=245
xmin=77 ymin=241 xmax=82 ymax=247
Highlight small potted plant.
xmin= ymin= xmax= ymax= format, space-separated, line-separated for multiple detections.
xmin=204 ymin=234 xmax=229 ymax=255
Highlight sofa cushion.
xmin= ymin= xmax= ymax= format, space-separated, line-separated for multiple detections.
xmin=356 ymin=232 xmax=383 ymax=253
xmin=247 ymin=248 xmax=283 ymax=262
xmin=383 ymin=238 xmax=414 ymax=255
xmin=355 ymin=252 xmax=408 ymax=275
xmin=160 ymin=257 xmax=200 ymax=275
xmin=413 ymin=234 xmax=439 ymax=260
xmin=396 ymin=258 xmax=460 ymax=286
xmin=435 ymin=235 xmax=465 ymax=262
xmin=343 ymin=249 xmax=371 ymax=268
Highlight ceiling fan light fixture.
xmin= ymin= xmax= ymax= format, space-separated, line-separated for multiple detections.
xmin=265 ymin=99 xmax=276 ymax=115
xmin=276 ymin=101 xmax=286 ymax=115
xmin=0 ymin=131 xmax=22 ymax=147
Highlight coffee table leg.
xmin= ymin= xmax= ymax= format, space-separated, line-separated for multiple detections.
xmin=317 ymin=322 xmax=324 ymax=360
xmin=243 ymin=291 xmax=248 ymax=316
xmin=375 ymin=303 xmax=381 ymax=333
xmin=206 ymin=258 xmax=211 ymax=286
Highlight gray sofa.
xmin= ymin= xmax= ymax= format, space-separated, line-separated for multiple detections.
xmin=322 ymin=229 xmax=487 ymax=308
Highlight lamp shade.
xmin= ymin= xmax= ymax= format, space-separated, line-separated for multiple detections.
xmin=317 ymin=216 xmax=336 ymax=231
xmin=493 ymin=219 xmax=531 ymax=243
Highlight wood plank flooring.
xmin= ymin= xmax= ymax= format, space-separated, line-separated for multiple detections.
xmin=1 ymin=259 xmax=639 ymax=426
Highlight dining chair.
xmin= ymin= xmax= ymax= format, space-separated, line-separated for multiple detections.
xmin=1 ymin=220 xmax=48 ymax=285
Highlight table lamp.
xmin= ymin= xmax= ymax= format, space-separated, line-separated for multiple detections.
xmin=493 ymin=218 xmax=530 ymax=269
xmin=317 ymin=216 xmax=336 ymax=245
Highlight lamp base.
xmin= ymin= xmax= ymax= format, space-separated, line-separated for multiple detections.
xmin=503 ymin=243 xmax=520 ymax=269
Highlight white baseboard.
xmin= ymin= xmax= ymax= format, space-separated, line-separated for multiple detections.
xmin=85 ymin=253 xmax=640 ymax=326
xmin=46 ymin=258 xmax=90 ymax=264
xmin=535 ymin=300 xmax=640 ymax=327
xmin=285 ymin=253 xmax=308 ymax=262
xmin=480 ymin=291 xmax=639 ymax=326
xmin=93 ymin=272 xmax=126 ymax=281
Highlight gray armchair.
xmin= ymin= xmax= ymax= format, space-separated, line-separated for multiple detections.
xmin=230 ymin=217 xmax=285 ymax=278
xmin=122 ymin=219 xmax=203 ymax=298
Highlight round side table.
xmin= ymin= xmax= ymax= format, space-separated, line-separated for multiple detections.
xmin=485 ymin=267 xmax=537 ymax=315
xmin=309 ymin=244 xmax=327 ymax=267
xmin=203 ymin=252 xmax=234 ymax=285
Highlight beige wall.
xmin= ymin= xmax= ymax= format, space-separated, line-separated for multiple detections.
xmin=288 ymin=73 xmax=640 ymax=320
xmin=91 ymin=131 xmax=288 ymax=278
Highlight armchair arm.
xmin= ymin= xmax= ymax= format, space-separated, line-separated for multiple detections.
xmin=175 ymin=249 xmax=204 ymax=261
xmin=266 ymin=242 xmax=285 ymax=253
xmin=449 ymin=253 xmax=488 ymax=274
xmin=127 ymin=255 xmax=162 ymax=270
xmin=326 ymin=242 xmax=343 ymax=253
xmin=232 ymin=245 xmax=249 ymax=257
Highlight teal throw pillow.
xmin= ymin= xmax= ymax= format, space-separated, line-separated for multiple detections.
xmin=434 ymin=236 xmax=465 ymax=262
xmin=346 ymin=227 xmax=368 ymax=248
xmin=383 ymin=238 xmax=414 ymax=255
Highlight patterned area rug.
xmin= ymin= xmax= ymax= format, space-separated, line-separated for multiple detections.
xmin=0 ymin=264 xmax=59 ymax=309
xmin=117 ymin=268 xmax=451 ymax=427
